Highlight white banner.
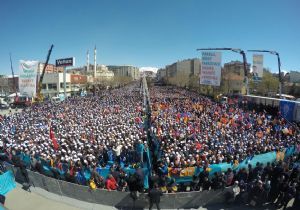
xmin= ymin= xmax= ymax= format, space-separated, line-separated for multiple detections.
xmin=19 ymin=60 xmax=38 ymax=97
xmin=253 ymin=54 xmax=263 ymax=79
xmin=200 ymin=51 xmax=222 ymax=86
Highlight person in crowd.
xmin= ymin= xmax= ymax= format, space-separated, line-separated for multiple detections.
xmin=167 ymin=178 xmax=178 ymax=193
xmin=149 ymin=171 xmax=159 ymax=189
xmin=127 ymin=173 xmax=140 ymax=200
xmin=225 ymin=180 xmax=240 ymax=204
xmin=202 ymin=177 xmax=211 ymax=191
xmin=249 ymin=180 xmax=265 ymax=207
xmin=106 ymin=174 xmax=118 ymax=191
xmin=0 ymin=194 xmax=5 ymax=206
xmin=148 ymin=184 xmax=163 ymax=210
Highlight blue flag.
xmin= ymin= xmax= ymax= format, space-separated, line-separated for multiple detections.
xmin=0 ymin=171 xmax=16 ymax=195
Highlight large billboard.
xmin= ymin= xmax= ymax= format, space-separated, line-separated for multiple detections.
xmin=253 ymin=54 xmax=263 ymax=80
xmin=200 ymin=51 xmax=222 ymax=86
xmin=19 ymin=60 xmax=38 ymax=97
xmin=56 ymin=57 xmax=75 ymax=67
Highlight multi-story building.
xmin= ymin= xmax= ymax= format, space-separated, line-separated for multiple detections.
xmin=0 ymin=75 xmax=19 ymax=95
xmin=140 ymin=71 xmax=156 ymax=78
xmin=289 ymin=71 xmax=300 ymax=83
xmin=38 ymin=63 xmax=64 ymax=74
xmin=69 ymin=64 xmax=114 ymax=84
xmin=107 ymin=65 xmax=140 ymax=80
xmin=41 ymin=73 xmax=87 ymax=98
xmin=95 ymin=65 xmax=114 ymax=79
xmin=156 ymin=68 xmax=166 ymax=81
xmin=222 ymin=61 xmax=250 ymax=94
xmin=165 ymin=58 xmax=201 ymax=87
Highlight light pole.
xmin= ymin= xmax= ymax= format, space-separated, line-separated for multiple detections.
xmin=248 ymin=50 xmax=282 ymax=98
xmin=196 ymin=48 xmax=249 ymax=95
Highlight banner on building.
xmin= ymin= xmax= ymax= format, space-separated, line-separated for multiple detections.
xmin=19 ymin=60 xmax=38 ymax=97
xmin=253 ymin=54 xmax=263 ymax=80
xmin=200 ymin=51 xmax=222 ymax=86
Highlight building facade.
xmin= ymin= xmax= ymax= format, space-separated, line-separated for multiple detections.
xmin=140 ymin=71 xmax=156 ymax=78
xmin=222 ymin=61 xmax=250 ymax=94
xmin=0 ymin=75 xmax=19 ymax=95
xmin=157 ymin=68 xmax=166 ymax=81
xmin=289 ymin=71 xmax=300 ymax=83
xmin=107 ymin=65 xmax=140 ymax=80
xmin=41 ymin=73 xmax=87 ymax=98
xmin=165 ymin=58 xmax=201 ymax=87
xmin=38 ymin=63 xmax=64 ymax=74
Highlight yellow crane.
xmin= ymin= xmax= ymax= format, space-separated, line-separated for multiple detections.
xmin=35 ymin=45 xmax=54 ymax=102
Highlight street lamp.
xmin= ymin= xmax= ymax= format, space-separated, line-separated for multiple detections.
xmin=196 ymin=48 xmax=249 ymax=95
xmin=248 ymin=50 xmax=282 ymax=98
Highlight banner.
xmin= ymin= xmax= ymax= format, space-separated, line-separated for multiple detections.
xmin=253 ymin=54 xmax=263 ymax=80
xmin=19 ymin=60 xmax=38 ymax=97
xmin=280 ymin=100 xmax=296 ymax=121
xmin=200 ymin=51 xmax=222 ymax=86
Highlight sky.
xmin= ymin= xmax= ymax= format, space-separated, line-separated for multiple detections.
xmin=0 ymin=0 xmax=300 ymax=75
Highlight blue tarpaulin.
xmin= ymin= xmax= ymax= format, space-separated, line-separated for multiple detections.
xmin=280 ymin=100 xmax=295 ymax=121
xmin=0 ymin=171 xmax=16 ymax=195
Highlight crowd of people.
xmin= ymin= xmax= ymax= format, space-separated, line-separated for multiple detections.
xmin=150 ymin=86 xmax=299 ymax=168
xmin=0 ymin=83 xmax=299 ymax=208
xmin=0 ymin=84 xmax=149 ymax=187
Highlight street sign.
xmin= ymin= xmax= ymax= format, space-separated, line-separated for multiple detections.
xmin=56 ymin=57 xmax=75 ymax=67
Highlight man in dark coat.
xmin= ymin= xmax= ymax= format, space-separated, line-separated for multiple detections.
xmin=148 ymin=184 xmax=163 ymax=210
xmin=127 ymin=173 xmax=140 ymax=200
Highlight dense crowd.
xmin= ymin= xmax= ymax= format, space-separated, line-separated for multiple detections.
xmin=150 ymin=87 xmax=299 ymax=168
xmin=0 ymin=83 xmax=299 ymax=207
xmin=0 ymin=84 xmax=149 ymax=188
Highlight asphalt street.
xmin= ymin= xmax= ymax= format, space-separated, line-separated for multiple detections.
xmin=4 ymin=185 xmax=296 ymax=210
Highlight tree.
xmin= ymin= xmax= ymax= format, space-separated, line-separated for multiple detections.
xmin=256 ymin=70 xmax=279 ymax=96
xmin=188 ymin=75 xmax=200 ymax=90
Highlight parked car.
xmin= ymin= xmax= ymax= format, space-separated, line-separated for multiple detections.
xmin=0 ymin=98 xmax=9 ymax=109
xmin=0 ymin=103 xmax=9 ymax=109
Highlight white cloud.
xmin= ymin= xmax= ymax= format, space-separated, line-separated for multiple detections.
xmin=140 ymin=67 xmax=159 ymax=73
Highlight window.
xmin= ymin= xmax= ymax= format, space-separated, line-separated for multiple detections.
xmin=60 ymin=82 xmax=70 ymax=88
xmin=48 ymin=83 xmax=57 ymax=90
xmin=42 ymin=84 xmax=46 ymax=89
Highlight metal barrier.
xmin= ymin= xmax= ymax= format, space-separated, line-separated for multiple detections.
xmin=4 ymin=163 xmax=226 ymax=209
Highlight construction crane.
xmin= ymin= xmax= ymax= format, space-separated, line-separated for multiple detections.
xmin=36 ymin=44 xmax=54 ymax=102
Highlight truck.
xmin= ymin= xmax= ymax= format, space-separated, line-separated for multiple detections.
xmin=9 ymin=96 xmax=32 ymax=108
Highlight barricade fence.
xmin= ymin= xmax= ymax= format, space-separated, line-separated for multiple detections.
xmin=5 ymin=144 xmax=298 ymax=188
xmin=2 ymin=144 xmax=298 ymax=209
xmin=4 ymin=162 xmax=226 ymax=209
